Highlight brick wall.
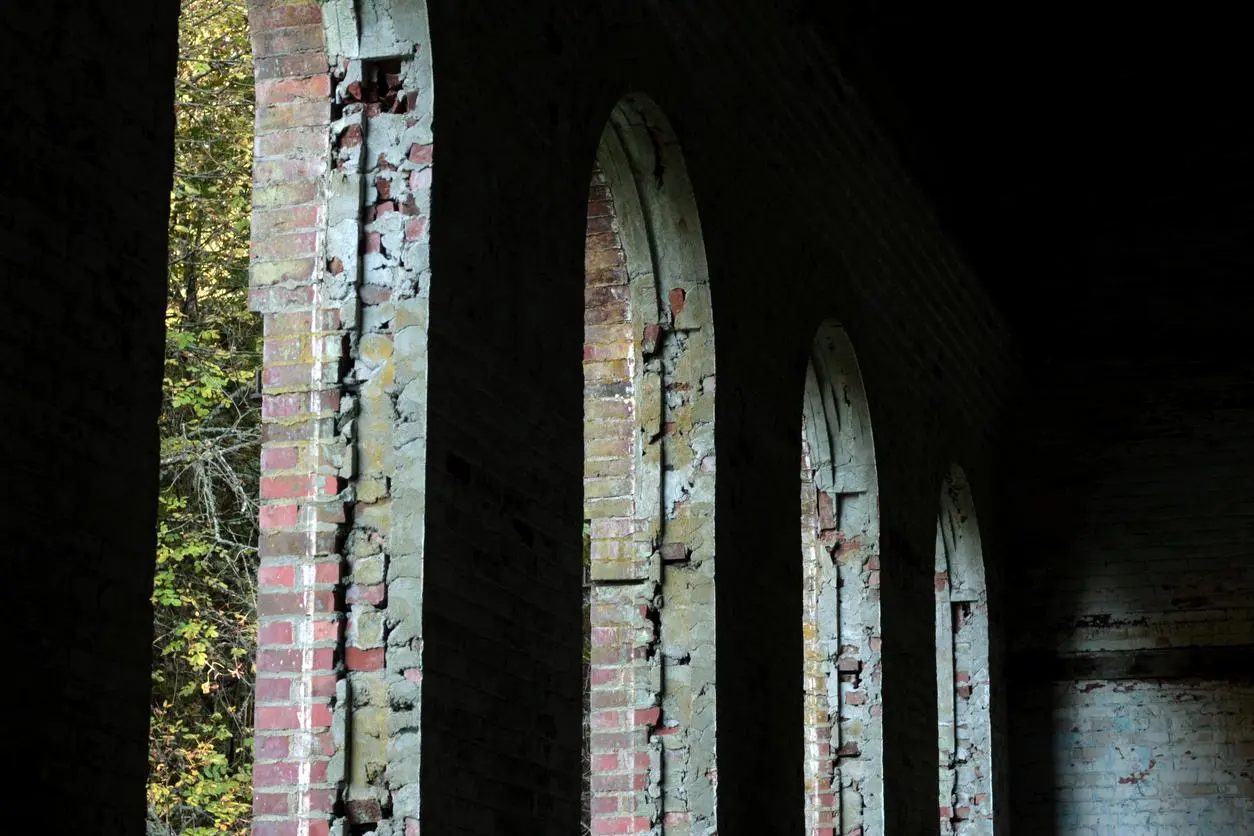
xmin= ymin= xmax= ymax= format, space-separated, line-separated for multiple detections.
xmin=243 ymin=1 xmax=1018 ymax=832
xmin=934 ymin=467 xmax=994 ymax=835
xmin=1010 ymin=366 xmax=1254 ymax=660
xmin=583 ymin=99 xmax=719 ymax=835
xmin=14 ymin=1 xmax=1254 ymax=832
xmin=1008 ymin=338 xmax=1254 ymax=831
xmin=1014 ymin=679 xmax=1253 ymax=834
xmin=247 ymin=1 xmax=438 ymax=833
xmin=247 ymin=3 xmax=340 ymax=833
xmin=4 ymin=0 xmax=1024 ymax=831
xmin=800 ymin=326 xmax=884 ymax=835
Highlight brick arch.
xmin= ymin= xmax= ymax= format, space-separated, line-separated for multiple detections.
xmin=935 ymin=464 xmax=995 ymax=834
xmin=246 ymin=1 xmax=436 ymax=832
xmin=583 ymin=93 xmax=719 ymax=835
xmin=800 ymin=320 xmax=883 ymax=835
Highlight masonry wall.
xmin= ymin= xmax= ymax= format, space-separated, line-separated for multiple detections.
xmin=3 ymin=1 xmax=179 ymax=831
xmin=244 ymin=2 xmax=1018 ymax=833
xmin=2 ymin=0 xmax=1021 ymax=831
xmin=582 ymin=109 xmax=720 ymax=835
xmin=1008 ymin=336 xmax=1254 ymax=832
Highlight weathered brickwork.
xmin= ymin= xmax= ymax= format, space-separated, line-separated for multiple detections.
xmin=934 ymin=467 xmax=993 ymax=835
xmin=248 ymin=1 xmax=434 ymax=833
xmin=584 ymin=98 xmax=718 ymax=835
xmin=247 ymin=3 xmax=341 ymax=834
xmin=240 ymin=2 xmax=1023 ymax=834
xmin=16 ymin=0 xmax=1254 ymax=833
xmin=799 ymin=324 xmax=883 ymax=836
xmin=1015 ymin=679 xmax=1254 ymax=835
xmin=1007 ymin=347 xmax=1254 ymax=830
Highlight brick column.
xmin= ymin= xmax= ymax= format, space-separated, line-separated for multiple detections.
xmin=585 ymin=165 xmax=662 ymax=833
xmin=248 ymin=3 xmax=342 ymax=834
xmin=584 ymin=102 xmax=720 ymax=834
xmin=801 ymin=434 xmax=838 ymax=836
xmin=248 ymin=1 xmax=436 ymax=832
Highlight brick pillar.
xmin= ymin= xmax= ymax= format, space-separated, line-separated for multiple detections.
xmin=248 ymin=3 xmax=341 ymax=834
xmin=801 ymin=435 xmax=838 ymax=836
xmin=800 ymin=335 xmax=884 ymax=836
xmin=584 ymin=101 xmax=720 ymax=834
xmin=249 ymin=1 xmax=436 ymax=831
xmin=585 ymin=164 xmax=661 ymax=833
xmin=936 ymin=468 xmax=995 ymax=835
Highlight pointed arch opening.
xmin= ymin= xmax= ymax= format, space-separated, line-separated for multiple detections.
xmin=935 ymin=465 xmax=995 ymax=834
xmin=581 ymin=94 xmax=718 ymax=834
xmin=799 ymin=322 xmax=883 ymax=835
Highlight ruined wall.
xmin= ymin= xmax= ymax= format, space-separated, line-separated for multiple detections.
xmin=934 ymin=468 xmax=994 ymax=835
xmin=248 ymin=1 xmax=435 ymax=832
xmin=800 ymin=327 xmax=884 ymax=835
xmin=246 ymin=1 xmax=1017 ymax=833
xmin=1016 ymin=679 xmax=1253 ymax=834
xmin=583 ymin=101 xmax=718 ymax=835
xmin=3 ymin=0 xmax=178 ymax=830
xmin=1008 ymin=356 xmax=1254 ymax=832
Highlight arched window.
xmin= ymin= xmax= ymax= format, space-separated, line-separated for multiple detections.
xmin=800 ymin=322 xmax=883 ymax=835
xmin=935 ymin=466 xmax=994 ymax=833
xmin=582 ymin=94 xmax=718 ymax=834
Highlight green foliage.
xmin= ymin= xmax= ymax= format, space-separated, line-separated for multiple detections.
xmin=149 ymin=1 xmax=258 ymax=833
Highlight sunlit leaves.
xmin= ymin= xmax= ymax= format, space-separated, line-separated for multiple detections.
xmin=149 ymin=0 xmax=258 ymax=833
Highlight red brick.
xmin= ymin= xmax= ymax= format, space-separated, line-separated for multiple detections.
xmin=253 ymin=24 xmax=326 ymax=59
xmin=262 ymin=389 xmax=339 ymax=419
xmin=311 ymin=674 xmax=338 ymax=699
xmin=255 ymin=158 xmax=327 ymax=186
xmin=257 ymin=100 xmax=332 ymax=132
xmin=262 ymin=445 xmax=301 ymax=471
xmin=254 ymin=792 xmax=289 ymax=816
xmin=255 ymin=734 xmax=290 ymax=760
xmin=346 ymin=797 xmax=382 ymax=823
xmin=256 ymin=74 xmax=333 ymax=106
xmin=345 ymin=583 xmax=386 ymax=606
xmin=404 ymin=216 xmax=426 ymax=241
xmin=251 ymin=285 xmax=317 ymax=314
xmin=345 ymin=646 xmax=385 ymax=671
xmin=259 ymin=529 xmax=338 ymax=558
xmin=255 ymin=702 xmax=332 ymax=730
xmin=256 ymin=647 xmax=336 ymax=673
xmin=265 ymin=310 xmax=341 ymax=336
xmin=252 ymin=1 xmax=323 ymax=31
xmin=591 ymin=816 xmax=653 ymax=834
xmin=260 ymin=503 xmax=301 ymax=529
xmin=252 ymin=821 xmax=330 ymax=836
xmin=257 ymin=591 xmax=339 ymax=618
xmin=254 ymin=759 xmax=297 ymax=786
xmin=256 ymin=675 xmax=293 ymax=701
xmin=259 ymin=564 xmax=295 ymax=588
xmin=668 ymin=287 xmax=686 ymax=317
xmin=251 ymin=230 xmax=319 ymax=262
xmin=254 ymin=52 xmax=328 ymax=82
xmin=259 ymin=619 xmax=295 ymax=646
xmin=253 ymin=204 xmax=323 ymax=236
xmin=261 ymin=418 xmax=338 ymax=444
xmin=260 ymin=475 xmax=341 ymax=500
xmin=312 ymin=619 xmax=341 ymax=642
